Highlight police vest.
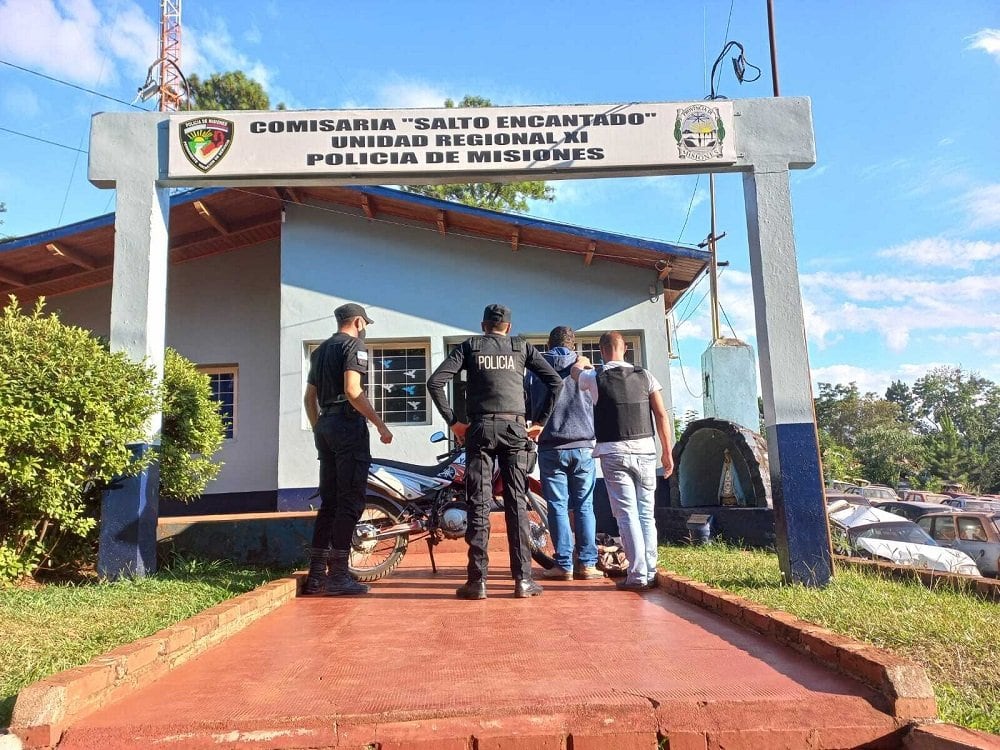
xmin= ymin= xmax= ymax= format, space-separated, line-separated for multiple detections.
xmin=594 ymin=367 xmax=653 ymax=442
xmin=465 ymin=335 xmax=528 ymax=417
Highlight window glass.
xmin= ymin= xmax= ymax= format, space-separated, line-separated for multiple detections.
xmin=932 ymin=516 xmax=957 ymax=542
xmin=197 ymin=366 xmax=237 ymax=439
xmin=368 ymin=343 xmax=429 ymax=424
xmin=957 ymin=517 xmax=989 ymax=542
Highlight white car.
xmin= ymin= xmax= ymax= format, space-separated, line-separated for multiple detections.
xmin=828 ymin=501 xmax=980 ymax=576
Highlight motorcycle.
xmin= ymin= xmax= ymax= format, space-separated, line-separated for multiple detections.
xmin=349 ymin=431 xmax=555 ymax=581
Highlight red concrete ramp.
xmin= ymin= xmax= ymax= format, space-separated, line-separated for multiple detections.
xmin=58 ymin=554 xmax=905 ymax=749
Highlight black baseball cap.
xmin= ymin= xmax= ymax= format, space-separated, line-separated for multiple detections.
xmin=335 ymin=303 xmax=374 ymax=324
xmin=482 ymin=303 xmax=511 ymax=323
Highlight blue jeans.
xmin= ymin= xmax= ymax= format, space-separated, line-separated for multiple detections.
xmin=599 ymin=453 xmax=658 ymax=585
xmin=538 ymin=448 xmax=598 ymax=569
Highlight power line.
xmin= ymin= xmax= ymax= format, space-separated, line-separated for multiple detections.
xmin=0 ymin=126 xmax=87 ymax=154
xmin=0 ymin=59 xmax=149 ymax=111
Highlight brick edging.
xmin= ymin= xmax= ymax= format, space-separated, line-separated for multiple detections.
xmin=10 ymin=574 xmax=301 ymax=749
xmin=660 ymin=571 xmax=938 ymax=721
xmin=834 ymin=555 xmax=1000 ymax=603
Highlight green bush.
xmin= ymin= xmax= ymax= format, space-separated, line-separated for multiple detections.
xmin=0 ymin=298 xmax=157 ymax=583
xmin=0 ymin=300 xmax=227 ymax=584
xmin=160 ymin=349 xmax=225 ymax=502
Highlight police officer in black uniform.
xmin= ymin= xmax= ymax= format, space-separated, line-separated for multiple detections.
xmin=303 ymin=303 xmax=393 ymax=596
xmin=427 ymin=304 xmax=562 ymax=599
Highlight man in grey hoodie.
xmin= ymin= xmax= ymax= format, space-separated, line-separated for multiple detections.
xmin=525 ymin=326 xmax=601 ymax=580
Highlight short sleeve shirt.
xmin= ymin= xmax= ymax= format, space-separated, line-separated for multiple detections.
xmin=577 ymin=361 xmax=662 ymax=457
xmin=307 ymin=332 xmax=369 ymax=406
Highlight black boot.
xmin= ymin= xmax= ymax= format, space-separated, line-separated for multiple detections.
xmin=514 ymin=578 xmax=543 ymax=598
xmin=325 ymin=549 xmax=370 ymax=596
xmin=302 ymin=547 xmax=329 ymax=596
xmin=456 ymin=580 xmax=487 ymax=600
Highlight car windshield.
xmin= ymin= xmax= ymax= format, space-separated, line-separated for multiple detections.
xmin=853 ymin=522 xmax=936 ymax=546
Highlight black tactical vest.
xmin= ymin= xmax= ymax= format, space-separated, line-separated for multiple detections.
xmin=594 ymin=367 xmax=654 ymax=442
xmin=465 ymin=334 xmax=528 ymax=417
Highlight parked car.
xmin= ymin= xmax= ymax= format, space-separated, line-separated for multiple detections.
xmin=917 ymin=512 xmax=1000 ymax=577
xmin=942 ymin=496 xmax=1000 ymax=512
xmin=826 ymin=490 xmax=871 ymax=507
xmin=827 ymin=501 xmax=980 ymax=575
xmin=846 ymin=484 xmax=900 ymax=502
xmin=872 ymin=501 xmax=953 ymax=523
xmin=900 ymin=490 xmax=950 ymax=504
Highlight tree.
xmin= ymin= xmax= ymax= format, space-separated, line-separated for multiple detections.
xmin=188 ymin=70 xmax=285 ymax=110
xmin=885 ymin=379 xmax=917 ymax=426
xmin=814 ymin=382 xmax=902 ymax=447
xmin=923 ymin=412 xmax=970 ymax=490
xmin=818 ymin=430 xmax=860 ymax=483
xmin=403 ymin=95 xmax=555 ymax=213
xmin=854 ymin=425 xmax=925 ymax=487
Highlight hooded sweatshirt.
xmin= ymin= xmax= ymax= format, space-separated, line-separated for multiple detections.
xmin=525 ymin=347 xmax=596 ymax=451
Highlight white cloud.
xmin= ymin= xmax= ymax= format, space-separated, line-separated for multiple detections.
xmin=810 ymin=362 xmax=964 ymax=395
xmin=800 ymin=271 xmax=1000 ymax=353
xmin=0 ymin=0 xmax=157 ymax=88
xmin=342 ymin=78 xmax=450 ymax=110
xmin=244 ymin=23 xmax=262 ymax=45
xmin=186 ymin=19 xmax=275 ymax=93
xmin=963 ymin=184 xmax=1000 ymax=230
xmin=877 ymin=237 xmax=1000 ymax=268
xmin=968 ymin=28 xmax=1000 ymax=61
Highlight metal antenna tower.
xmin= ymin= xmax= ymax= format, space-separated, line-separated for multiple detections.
xmin=158 ymin=0 xmax=183 ymax=111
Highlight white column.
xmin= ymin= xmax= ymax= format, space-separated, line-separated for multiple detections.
xmin=742 ymin=164 xmax=831 ymax=586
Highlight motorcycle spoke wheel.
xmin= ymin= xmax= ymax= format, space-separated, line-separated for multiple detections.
xmin=349 ymin=496 xmax=409 ymax=582
xmin=525 ymin=490 xmax=556 ymax=568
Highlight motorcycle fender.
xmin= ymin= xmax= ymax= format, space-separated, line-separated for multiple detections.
xmin=364 ymin=490 xmax=407 ymax=514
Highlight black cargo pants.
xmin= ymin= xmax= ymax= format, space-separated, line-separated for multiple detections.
xmin=464 ymin=415 xmax=533 ymax=582
xmin=312 ymin=412 xmax=371 ymax=551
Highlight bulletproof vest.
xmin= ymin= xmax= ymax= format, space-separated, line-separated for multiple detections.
xmin=594 ymin=367 xmax=653 ymax=442
xmin=465 ymin=335 xmax=528 ymax=417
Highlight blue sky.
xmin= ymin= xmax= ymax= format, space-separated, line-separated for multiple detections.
xmin=1 ymin=0 xmax=998 ymax=417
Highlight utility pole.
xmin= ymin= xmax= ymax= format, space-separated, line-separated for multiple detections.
xmin=767 ymin=0 xmax=781 ymax=96
xmin=707 ymin=175 xmax=722 ymax=341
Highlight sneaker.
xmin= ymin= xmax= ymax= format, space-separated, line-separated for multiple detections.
xmin=541 ymin=565 xmax=573 ymax=580
xmin=647 ymin=572 xmax=661 ymax=588
xmin=574 ymin=566 xmax=603 ymax=580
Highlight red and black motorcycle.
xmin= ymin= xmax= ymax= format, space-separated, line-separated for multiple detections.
xmin=349 ymin=432 xmax=554 ymax=581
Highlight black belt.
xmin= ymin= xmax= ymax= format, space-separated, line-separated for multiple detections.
xmin=471 ymin=413 xmax=525 ymax=424
xmin=321 ymin=403 xmax=358 ymax=416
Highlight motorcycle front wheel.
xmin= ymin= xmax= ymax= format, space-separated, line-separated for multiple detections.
xmin=349 ymin=495 xmax=409 ymax=582
xmin=525 ymin=490 xmax=556 ymax=570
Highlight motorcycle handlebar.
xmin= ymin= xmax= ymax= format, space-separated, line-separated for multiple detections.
xmin=436 ymin=448 xmax=463 ymax=461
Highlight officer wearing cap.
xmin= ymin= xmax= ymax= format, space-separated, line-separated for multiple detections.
xmin=303 ymin=302 xmax=393 ymax=596
xmin=427 ymin=304 xmax=562 ymax=599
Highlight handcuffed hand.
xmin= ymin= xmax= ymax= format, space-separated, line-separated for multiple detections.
xmin=451 ymin=421 xmax=469 ymax=446
xmin=526 ymin=423 xmax=544 ymax=441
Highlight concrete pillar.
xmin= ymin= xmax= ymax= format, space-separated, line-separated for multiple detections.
xmin=89 ymin=115 xmax=170 ymax=579
xmin=701 ymin=339 xmax=759 ymax=432
xmin=742 ymin=164 xmax=831 ymax=586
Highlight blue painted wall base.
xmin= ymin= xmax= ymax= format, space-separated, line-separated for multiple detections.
xmin=98 ymin=443 xmax=160 ymax=580
xmin=771 ymin=422 xmax=832 ymax=586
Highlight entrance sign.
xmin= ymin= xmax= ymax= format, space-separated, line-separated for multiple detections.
xmin=167 ymin=102 xmax=736 ymax=181
xmin=92 ymin=97 xmax=833 ymax=587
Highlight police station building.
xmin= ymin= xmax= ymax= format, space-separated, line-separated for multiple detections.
xmin=0 ymin=184 xmax=708 ymax=514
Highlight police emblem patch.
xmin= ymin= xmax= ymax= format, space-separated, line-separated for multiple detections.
xmin=179 ymin=117 xmax=234 ymax=172
xmin=673 ymin=104 xmax=726 ymax=161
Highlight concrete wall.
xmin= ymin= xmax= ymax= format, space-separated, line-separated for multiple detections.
xmin=278 ymin=201 xmax=674 ymax=494
xmin=47 ymin=240 xmax=281 ymax=496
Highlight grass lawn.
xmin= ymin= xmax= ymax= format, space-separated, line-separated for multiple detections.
xmin=660 ymin=544 xmax=1000 ymax=734
xmin=0 ymin=559 xmax=285 ymax=728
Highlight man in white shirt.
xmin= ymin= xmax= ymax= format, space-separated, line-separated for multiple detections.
xmin=572 ymin=332 xmax=674 ymax=590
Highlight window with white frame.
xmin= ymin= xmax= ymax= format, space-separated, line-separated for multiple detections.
xmin=197 ymin=365 xmax=238 ymax=439
xmin=525 ymin=332 xmax=643 ymax=366
xmin=306 ymin=340 xmax=430 ymax=425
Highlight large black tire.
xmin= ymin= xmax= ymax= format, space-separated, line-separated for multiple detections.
xmin=525 ymin=490 xmax=556 ymax=570
xmin=348 ymin=495 xmax=409 ymax=582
